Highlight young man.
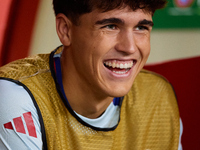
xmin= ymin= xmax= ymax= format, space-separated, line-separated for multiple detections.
xmin=0 ymin=0 xmax=182 ymax=149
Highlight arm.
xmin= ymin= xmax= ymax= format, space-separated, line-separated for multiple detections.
xmin=0 ymin=79 xmax=43 ymax=150
xmin=178 ymin=119 xmax=183 ymax=150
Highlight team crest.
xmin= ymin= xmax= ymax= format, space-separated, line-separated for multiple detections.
xmin=174 ymin=0 xmax=195 ymax=8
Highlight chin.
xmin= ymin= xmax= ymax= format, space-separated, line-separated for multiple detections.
xmin=107 ymin=86 xmax=132 ymax=98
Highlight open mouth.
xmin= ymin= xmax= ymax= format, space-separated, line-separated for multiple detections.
xmin=104 ymin=60 xmax=136 ymax=75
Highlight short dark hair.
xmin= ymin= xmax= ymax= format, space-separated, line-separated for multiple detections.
xmin=53 ymin=0 xmax=167 ymax=24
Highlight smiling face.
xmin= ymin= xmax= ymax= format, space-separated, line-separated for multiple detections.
xmin=62 ymin=7 xmax=153 ymax=99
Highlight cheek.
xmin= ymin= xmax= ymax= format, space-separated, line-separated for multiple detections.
xmin=93 ymin=33 xmax=115 ymax=54
xmin=89 ymin=37 xmax=115 ymax=71
xmin=136 ymin=35 xmax=151 ymax=58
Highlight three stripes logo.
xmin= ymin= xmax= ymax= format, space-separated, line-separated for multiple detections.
xmin=3 ymin=112 xmax=37 ymax=138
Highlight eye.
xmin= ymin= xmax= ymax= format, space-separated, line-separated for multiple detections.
xmin=136 ymin=26 xmax=149 ymax=31
xmin=102 ymin=24 xmax=117 ymax=30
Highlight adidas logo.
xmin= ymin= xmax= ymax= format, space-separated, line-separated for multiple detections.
xmin=4 ymin=112 xmax=37 ymax=138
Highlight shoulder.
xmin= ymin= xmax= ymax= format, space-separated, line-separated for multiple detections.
xmin=133 ymin=69 xmax=174 ymax=93
xmin=136 ymin=69 xmax=170 ymax=84
xmin=0 ymin=53 xmax=50 ymax=80
xmin=129 ymin=69 xmax=177 ymax=104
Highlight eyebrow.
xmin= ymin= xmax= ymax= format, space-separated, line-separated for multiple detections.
xmin=138 ymin=19 xmax=154 ymax=27
xmin=95 ymin=18 xmax=124 ymax=25
xmin=95 ymin=18 xmax=154 ymax=27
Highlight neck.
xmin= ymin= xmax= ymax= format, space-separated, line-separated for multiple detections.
xmin=60 ymin=49 xmax=113 ymax=119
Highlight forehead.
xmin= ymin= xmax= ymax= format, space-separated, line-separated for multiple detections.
xmin=78 ymin=7 xmax=152 ymax=25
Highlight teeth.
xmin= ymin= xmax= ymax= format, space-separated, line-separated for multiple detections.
xmin=112 ymin=62 xmax=116 ymax=68
xmin=124 ymin=63 xmax=128 ymax=68
xmin=109 ymin=62 xmax=112 ymax=67
xmin=113 ymin=70 xmax=129 ymax=74
xmin=120 ymin=64 xmax=123 ymax=69
xmin=104 ymin=60 xmax=134 ymax=69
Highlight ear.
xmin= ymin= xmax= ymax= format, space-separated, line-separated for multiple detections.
xmin=56 ymin=13 xmax=72 ymax=46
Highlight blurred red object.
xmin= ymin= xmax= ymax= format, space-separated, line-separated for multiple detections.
xmin=0 ymin=0 xmax=40 ymax=66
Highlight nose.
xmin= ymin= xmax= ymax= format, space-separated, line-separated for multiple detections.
xmin=115 ymin=30 xmax=137 ymax=54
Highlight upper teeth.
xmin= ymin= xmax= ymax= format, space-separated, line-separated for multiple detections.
xmin=104 ymin=61 xmax=133 ymax=69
